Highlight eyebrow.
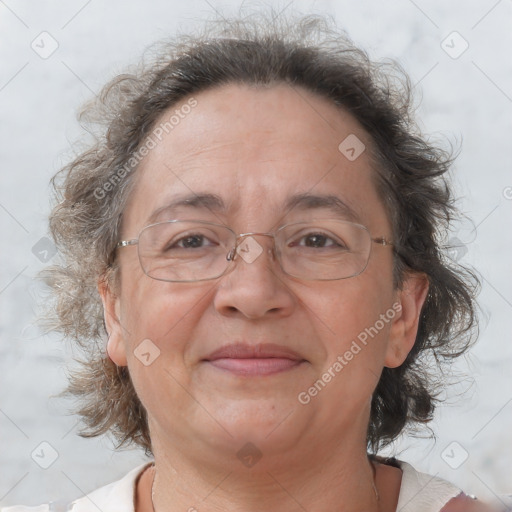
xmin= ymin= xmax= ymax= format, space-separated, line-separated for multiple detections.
xmin=147 ymin=193 xmax=226 ymax=224
xmin=147 ymin=192 xmax=361 ymax=224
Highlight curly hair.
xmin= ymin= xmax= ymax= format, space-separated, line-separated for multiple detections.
xmin=43 ymin=10 xmax=479 ymax=457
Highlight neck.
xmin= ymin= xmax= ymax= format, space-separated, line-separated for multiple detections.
xmin=147 ymin=438 xmax=380 ymax=512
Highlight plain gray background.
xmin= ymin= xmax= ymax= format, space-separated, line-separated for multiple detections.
xmin=1 ymin=0 xmax=511 ymax=507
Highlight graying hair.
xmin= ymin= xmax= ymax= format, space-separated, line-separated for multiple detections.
xmin=43 ymin=10 xmax=479 ymax=456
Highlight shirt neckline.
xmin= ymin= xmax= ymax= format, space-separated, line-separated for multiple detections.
xmin=72 ymin=456 xmax=462 ymax=512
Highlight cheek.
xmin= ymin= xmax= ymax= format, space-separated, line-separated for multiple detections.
xmin=118 ymin=279 xmax=210 ymax=421
xmin=312 ymin=270 xmax=396 ymax=377
xmin=318 ymin=275 xmax=393 ymax=338
xmin=118 ymin=273 xmax=209 ymax=360
xmin=305 ymin=291 xmax=392 ymax=414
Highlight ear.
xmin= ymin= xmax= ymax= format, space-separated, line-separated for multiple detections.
xmin=98 ymin=272 xmax=128 ymax=367
xmin=384 ymin=272 xmax=429 ymax=368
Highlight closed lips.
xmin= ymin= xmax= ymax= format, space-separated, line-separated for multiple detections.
xmin=203 ymin=343 xmax=307 ymax=376
xmin=203 ymin=343 xmax=306 ymax=361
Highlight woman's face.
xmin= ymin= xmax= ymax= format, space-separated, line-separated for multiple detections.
xmin=102 ymin=83 xmax=426 ymax=469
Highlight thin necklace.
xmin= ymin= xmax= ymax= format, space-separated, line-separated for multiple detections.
xmin=150 ymin=459 xmax=379 ymax=510
xmin=370 ymin=457 xmax=380 ymax=502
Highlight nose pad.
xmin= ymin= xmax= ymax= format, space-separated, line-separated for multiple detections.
xmin=226 ymin=235 xmax=276 ymax=265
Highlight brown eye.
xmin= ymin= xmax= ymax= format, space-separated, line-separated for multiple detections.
xmin=172 ymin=234 xmax=210 ymax=250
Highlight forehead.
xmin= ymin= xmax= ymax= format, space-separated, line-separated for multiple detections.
xmin=122 ymin=83 xmax=387 ymax=233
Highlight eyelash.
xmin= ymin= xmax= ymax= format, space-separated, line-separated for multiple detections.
xmin=167 ymin=231 xmax=345 ymax=251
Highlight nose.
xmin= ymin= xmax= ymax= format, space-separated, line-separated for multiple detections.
xmin=225 ymin=231 xmax=275 ymax=263
xmin=213 ymin=233 xmax=296 ymax=320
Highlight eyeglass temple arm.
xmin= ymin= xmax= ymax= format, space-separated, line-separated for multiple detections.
xmin=117 ymin=239 xmax=138 ymax=248
xmin=372 ymin=237 xmax=393 ymax=246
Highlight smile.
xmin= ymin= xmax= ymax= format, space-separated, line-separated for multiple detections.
xmin=206 ymin=357 xmax=306 ymax=376
xmin=202 ymin=342 xmax=308 ymax=376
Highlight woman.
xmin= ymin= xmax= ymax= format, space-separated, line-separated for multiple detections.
xmin=3 ymin=11 xmax=509 ymax=512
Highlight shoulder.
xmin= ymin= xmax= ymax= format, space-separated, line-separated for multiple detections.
xmin=0 ymin=461 xmax=153 ymax=512
xmin=0 ymin=506 xmax=54 ymax=512
xmin=382 ymin=457 xmax=507 ymax=512
xmin=388 ymin=458 xmax=512 ymax=512
xmin=441 ymin=493 xmax=505 ymax=512
xmin=391 ymin=457 xmax=461 ymax=497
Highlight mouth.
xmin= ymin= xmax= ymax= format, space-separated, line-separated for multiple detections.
xmin=202 ymin=343 xmax=308 ymax=376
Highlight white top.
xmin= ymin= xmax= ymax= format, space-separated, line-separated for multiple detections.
xmin=2 ymin=459 xmax=510 ymax=512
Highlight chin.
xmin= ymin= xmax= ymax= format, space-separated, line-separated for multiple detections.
xmin=212 ymin=402 xmax=301 ymax=447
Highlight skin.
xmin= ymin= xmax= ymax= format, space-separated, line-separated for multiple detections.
xmin=100 ymin=83 xmax=431 ymax=512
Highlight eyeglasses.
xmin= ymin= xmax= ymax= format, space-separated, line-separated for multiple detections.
xmin=117 ymin=219 xmax=393 ymax=282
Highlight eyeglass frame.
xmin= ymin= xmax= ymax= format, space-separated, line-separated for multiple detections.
xmin=116 ymin=219 xmax=394 ymax=282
